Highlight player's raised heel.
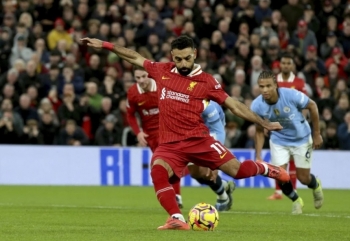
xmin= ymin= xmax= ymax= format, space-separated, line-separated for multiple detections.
xmin=313 ymin=178 xmax=324 ymax=209
xmin=292 ymin=197 xmax=304 ymax=214
xmin=267 ymin=192 xmax=283 ymax=200
xmin=260 ymin=161 xmax=290 ymax=183
xmin=157 ymin=217 xmax=190 ymax=230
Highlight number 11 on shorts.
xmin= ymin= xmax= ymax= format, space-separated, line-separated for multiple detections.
xmin=210 ymin=142 xmax=228 ymax=159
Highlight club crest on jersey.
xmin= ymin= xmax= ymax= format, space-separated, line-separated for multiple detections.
xmin=187 ymin=81 xmax=197 ymax=91
xmin=274 ymin=109 xmax=280 ymax=116
xmin=283 ymin=106 xmax=291 ymax=113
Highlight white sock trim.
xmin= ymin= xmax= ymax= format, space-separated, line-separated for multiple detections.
xmin=156 ymin=186 xmax=173 ymax=196
xmin=172 ymin=213 xmax=185 ymax=222
xmin=276 ymin=190 xmax=283 ymax=195
xmin=261 ymin=163 xmax=268 ymax=175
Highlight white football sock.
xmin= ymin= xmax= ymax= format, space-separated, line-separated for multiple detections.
xmin=172 ymin=213 xmax=185 ymax=223
xmin=217 ymin=180 xmax=228 ymax=200
xmin=176 ymin=194 xmax=183 ymax=204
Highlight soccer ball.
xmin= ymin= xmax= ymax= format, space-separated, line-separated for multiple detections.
xmin=188 ymin=203 xmax=219 ymax=231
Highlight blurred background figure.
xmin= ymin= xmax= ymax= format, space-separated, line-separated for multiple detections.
xmin=0 ymin=0 xmax=345 ymax=149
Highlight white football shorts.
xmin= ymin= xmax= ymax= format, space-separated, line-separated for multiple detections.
xmin=269 ymin=135 xmax=313 ymax=169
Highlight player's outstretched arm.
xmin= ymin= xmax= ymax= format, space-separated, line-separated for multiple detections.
xmin=80 ymin=38 xmax=146 ymax=67
xmin=305 ymin=99 xmax=323 ymax=149
xmin=223 ymin=97 xmax=283 ymax=131
xmin=254 ymin=124 xmax=265 ymax=161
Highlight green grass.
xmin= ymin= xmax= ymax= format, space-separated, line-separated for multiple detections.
xmin=0 ymin=186 xmax=349 ymax=241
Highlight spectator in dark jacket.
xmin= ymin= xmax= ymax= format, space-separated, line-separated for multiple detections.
xmin=337 ymin=112 xmax=350 ymax=150
xmin=95 ymin=114 xmax=122 ymax=146
xmin=57 ymin=119 xmax=89 ymax=145
xmin=15 ymin=94 xmax=39 ymax=123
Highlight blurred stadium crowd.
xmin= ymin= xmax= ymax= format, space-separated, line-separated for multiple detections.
xmin=0 ymin=0 xmax=349 ymax=149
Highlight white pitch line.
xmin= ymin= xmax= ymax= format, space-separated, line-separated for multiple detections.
xmin=226 ymin=211 xmax=350 ymax=219
xmin=1 ymin=203 xmax=349 ymax=219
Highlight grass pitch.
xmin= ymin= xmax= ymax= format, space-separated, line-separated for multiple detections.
xmin=0 ymin=186 xmax=349 ymax=241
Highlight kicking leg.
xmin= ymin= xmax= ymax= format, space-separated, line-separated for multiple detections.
xmin=188 ymin=164 xmax=235 ymax=211
xmin=151 ymin=159 xmax=189 ymax=230
xmin=218 ymin=158 xmax=290 ymax=183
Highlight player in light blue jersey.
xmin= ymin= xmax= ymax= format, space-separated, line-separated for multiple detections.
xmin=251 ymin=71 xmax=324 ymax=214
xmin=180 ymin=100 xmax=235 ymax=212
xmin=202 ymin=100 xmax=226 ymax=143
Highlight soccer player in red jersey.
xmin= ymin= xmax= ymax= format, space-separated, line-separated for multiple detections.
xmin=81 ymin=36 xmax=290 ymax=230
xmin=127 ymin=66 xmax=235 ymax=211
xmin=126 ymin=66 xmax=182 ymax=205
xmin=267 ymin=54 xmax=307 ymax=200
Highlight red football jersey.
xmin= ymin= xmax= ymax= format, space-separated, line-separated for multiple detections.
xmin=126 ymin=79 xmax=159 ymax=137
xmin=143 ymin=60 xmax=229 ymax=144
xmin=276 ymin=72 xmax=307 ymax=94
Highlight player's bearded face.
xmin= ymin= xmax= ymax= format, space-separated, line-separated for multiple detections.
xmin=177 ymin=63 xmax=194 ymax=76
xmin=171 ymin=48 xmax=196 ymax=76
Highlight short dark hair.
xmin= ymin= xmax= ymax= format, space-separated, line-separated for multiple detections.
xmin=280 ymin=53 xmax=294 ymax=61
xmin=171 ymin=35 xmax=195 ymax=50
xmin=258 ymin=70 xmax=277 ymax=84
xmin=133 ymin=65 xmax=145 ymax=73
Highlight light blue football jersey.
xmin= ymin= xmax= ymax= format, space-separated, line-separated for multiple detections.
xmin=202 ymin=101 xmax=226 ymax=144
xmin=250 ymin=88 xmax=311 ymax=146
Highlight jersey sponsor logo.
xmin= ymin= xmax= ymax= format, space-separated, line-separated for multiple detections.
xmin=283 ymin=106 xmax=290 ymax=113
xmin=149 ymin=108 xmax=159 ymax=115
xmin=138 ymin=101 xmax=146 ymax=106
xmin=273 ymin=109 xmax=280 ymax=116
xmin=208 ymin=109 xmax=218 ymax=118
xmin=162 ymin=76 xmax=170 ymax=80
xmin=160 ymin=88 xmax=189 ymax=103
xmin=187 ymin=81 xmax=197 ymax=91
xmin=160 ymin=88 xmax=166 ymax=100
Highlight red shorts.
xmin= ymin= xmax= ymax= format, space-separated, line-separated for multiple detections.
xmin=151 ymin=136 xmax=235 ymax=184
xmin=146 ymin=132 xmax=159 ymax=153
xmin=147 ymin=137 xmax=159 ymax=153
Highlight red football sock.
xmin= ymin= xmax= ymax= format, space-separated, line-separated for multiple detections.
xmin=172 ymin=180 xmax=181 ymax=195
xmin=234 ymin=160 xmax=265 ymax=179
xmin=151 ymin=165 xmax=181 ymax=216
xmin=289 ymin=160 xmax=297 ymax=190
xmin=275 ymin=180 xmax=281 ymax=190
